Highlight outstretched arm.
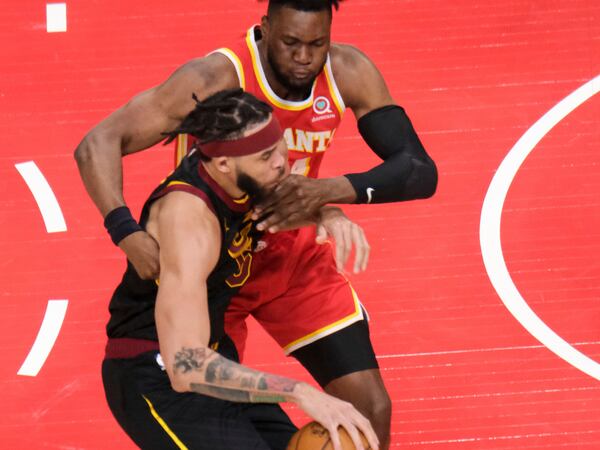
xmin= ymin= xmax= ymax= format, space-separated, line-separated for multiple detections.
xmin=255 ymin=44 xmax=437 ymax=232
xmin=74 ymin=54 xmax=238 ymax=279
xmin=149 ymin=191 xmax=379 ymax=450
xmin=330 ymin=44 xmax=437 ymax=204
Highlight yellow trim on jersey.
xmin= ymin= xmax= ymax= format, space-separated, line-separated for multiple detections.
xmin=301 ymin=158 xmax=311 ymax=176
xmin=166 ymin=181 xmax=249 ymax=212
xmin=233 ymin=194 xmax=249 ymax=204
xmin=143 ymin=396 xmax=188 ymax=450
xmin=245 ymin=28 xmax=314 ymax=112
xmin=166 ymin=180 xmax=193 ymax=188
xmin=214 ymin=47 xmax=246 ymax=90
xmin=291 ymin=157 xmax=312 ymax=176
xmin=282 ymin=285 xmax=363 ymax=354
xmin=175 ymin=134 xmax=188 ymax=167
xmin=324 ymin=56 xmax=346 ymax=117
xmin=160 ymin=169 xmax=175 ymax=185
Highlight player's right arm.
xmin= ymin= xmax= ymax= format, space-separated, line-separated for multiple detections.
xmin=149 ymin=191 xmax=379 ymax=450
xmin=73 ymin=54 xmax=239 ymax=279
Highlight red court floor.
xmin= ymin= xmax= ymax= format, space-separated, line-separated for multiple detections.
xmin=1 ymin=1 xmax=599 ymax=448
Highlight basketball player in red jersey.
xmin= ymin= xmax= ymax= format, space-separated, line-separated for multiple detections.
xmin=74 ymin=1 xmax=437 ymax=448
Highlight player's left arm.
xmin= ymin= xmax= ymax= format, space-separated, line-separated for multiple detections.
xmin=331 ymin=43 xmax=437 ymax=204
xmin=255 ymin=44 xmax=437 ymax=232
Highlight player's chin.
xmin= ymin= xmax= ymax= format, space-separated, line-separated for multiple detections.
xmin=266 ymin=173 xmax=286 ymax=192
xmin=258 ymin=178 xmax=276 ymax=193
xmin=265 ymin=178 xmax=282 ymax=192
xmin=286 ymin=74 xmax=316 ymax=90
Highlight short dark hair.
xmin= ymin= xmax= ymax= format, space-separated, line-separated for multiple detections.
xmin=267 ymin=0 xmax=340 ymax=16
xmin=163 ymin=89 xmax=272 ymax=147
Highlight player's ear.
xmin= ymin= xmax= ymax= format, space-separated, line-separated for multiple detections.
xmin=214 ymin=156 xmax=232 ymax=174
xmin=261 ymin=15 xmax=269 ymax=36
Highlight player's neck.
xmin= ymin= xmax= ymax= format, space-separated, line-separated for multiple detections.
xmin=256 ymin=40 xmax=311 ymax=102
xmin=201 ymin=161 xmax=246 ymax=200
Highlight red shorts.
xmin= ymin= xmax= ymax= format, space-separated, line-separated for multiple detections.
xmin=224 ymin=227 xmax=366 ymax=360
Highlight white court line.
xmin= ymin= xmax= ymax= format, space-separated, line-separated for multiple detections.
xmin=15 ymin=161 xmax=67 ymax=233
xmin=378 ymin=341 xmax=600 ymax=359
xmin=18 ymin=300 xmax=68 ymax=377
xmin=480 ymin=75 xmax=600 ymax=381
xmin=46 ymin=3 xmax=67 ymax=33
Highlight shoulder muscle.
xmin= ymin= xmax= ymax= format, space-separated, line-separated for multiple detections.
xmin=329 ymin=44 xmax=395 ymax=119
xmin=149 ymin=191 xmax=221 ymax=280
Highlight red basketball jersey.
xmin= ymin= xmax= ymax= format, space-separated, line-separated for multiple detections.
xmin=175 ymin=25 xmax=345 ymax=178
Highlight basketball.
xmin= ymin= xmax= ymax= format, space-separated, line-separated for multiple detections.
xmin=287 ymin=421 xmax=372 ymax=450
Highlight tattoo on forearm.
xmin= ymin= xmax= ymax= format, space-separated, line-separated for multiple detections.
xmin=190 ymin=383 xmax=252 ymax=402
xmin=240 ymin=376 xmax=257 ymax=389
xmin=173 ymin=347 xmax=208 ymax=374
xmin=257 ymin=374 xmax=297 ymax=393
xmin=205 ymin=358 xmax=237 ymax=383
xmin=186 ymin=353 xmax=297 ymax=403
xmin=190 ymin=383 xmax=287 ymax=403
xmin=249 ymin=393 xmax=287 ymax=403
xmin=205 ymin=357 xmax=259 ymax=389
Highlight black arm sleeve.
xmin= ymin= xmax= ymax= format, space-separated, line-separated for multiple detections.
xmin=344 ymin=105 xmax=437 ymax=204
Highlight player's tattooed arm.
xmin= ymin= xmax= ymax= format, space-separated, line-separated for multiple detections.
xmin=171 ymin=346 xmax=381 ymax=449
xmin=173 ymin=347 xmax=208 ymax=372
xmin=172 ymin=346 xmax=298 ymax=403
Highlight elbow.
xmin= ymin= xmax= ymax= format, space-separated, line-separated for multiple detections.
xmin=405 ymin=158 xmax=437 ymax=200
xmin=74 ymin=130 xmax=120 ymax=169
xmin=73 ymin=138 xmax=86 ymax=166
xmin=166 ymin=369 xmax=193 ymax=394
xmin=420 ymin=159 xmax=438 ymax=199
xmin=162 ymin=343 xmax=212 ymax=394
xmin=74 ymin=133 xmax=96 ymax=168
xmin=170 ymin=377 xmax=189 ymax=393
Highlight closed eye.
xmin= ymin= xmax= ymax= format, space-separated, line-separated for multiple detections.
xmin=261 ymin=150 xmax=274 ymax=161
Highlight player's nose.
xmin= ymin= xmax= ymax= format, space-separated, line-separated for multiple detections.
xmin=273 ymin=150 xmax=284 ymax=169
xmin=293 ymin=45 xmax=312 ymax=65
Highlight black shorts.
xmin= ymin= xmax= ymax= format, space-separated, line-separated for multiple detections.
xmin=291 ymin=318 xmax=379 ymax=387
xmin=102 ymin=350 xmax=296 ymax=450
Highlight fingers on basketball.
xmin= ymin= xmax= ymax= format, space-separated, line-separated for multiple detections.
xmin=287 ymin=422 xmax=372 ymax=450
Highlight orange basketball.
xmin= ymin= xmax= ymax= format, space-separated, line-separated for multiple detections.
xmin=287 ymin=421 xmax=372 ymax=450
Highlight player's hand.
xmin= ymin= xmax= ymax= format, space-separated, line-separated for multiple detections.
xmin=293 ymin=383 xmax=379 ymax=450
xmin=252 ymin=175 xmax=326 ymax=233
xmin=118 ymin=231 xmax=160 ymax=279
xmin=316 ymin=207 xmax=370 ymax=274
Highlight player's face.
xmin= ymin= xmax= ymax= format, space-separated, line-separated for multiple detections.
xmin=234 ymin=138 xmax=289 ymax=202
xmin=263 ymin=7 xmax=331 ymax=93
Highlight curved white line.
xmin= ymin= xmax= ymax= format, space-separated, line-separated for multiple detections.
xmin=18 ymin=300 xmax=69 ymax=377
xmin=15 ymin=161 xmax=67 ymax=233
xmin=480 ymin=75 xmax=600 ymax=380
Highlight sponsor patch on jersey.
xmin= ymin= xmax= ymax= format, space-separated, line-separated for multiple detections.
xmin=313 ymin=96 xmax=332 ymax=115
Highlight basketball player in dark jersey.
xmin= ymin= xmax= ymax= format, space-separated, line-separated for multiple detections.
xmin=102 ymin=89 xmax=378 ymax=450
xmin=75 ymin=2 xmax=437 ymax=448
